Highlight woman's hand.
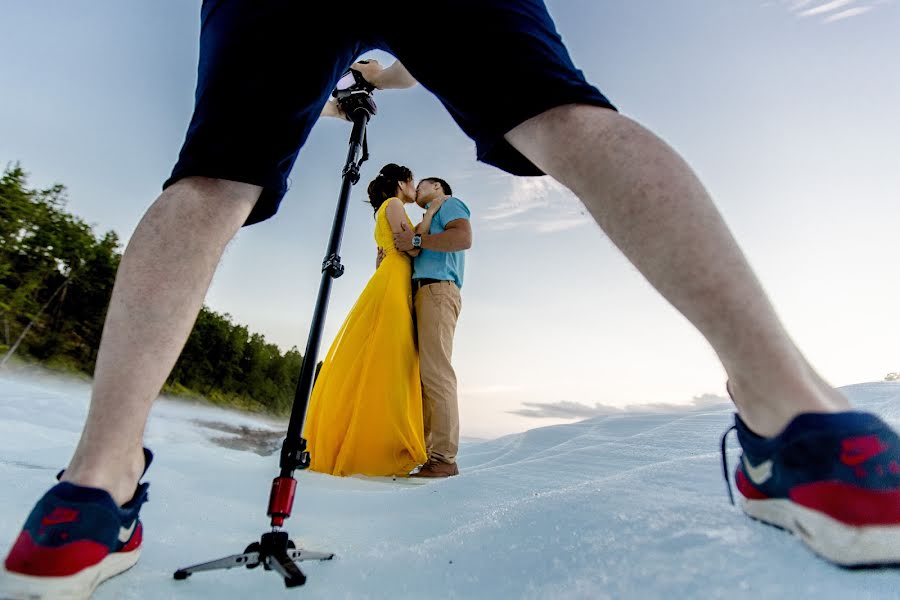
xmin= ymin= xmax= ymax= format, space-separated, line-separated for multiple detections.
xmin=426 ymin=197 xmax=445 ymax=215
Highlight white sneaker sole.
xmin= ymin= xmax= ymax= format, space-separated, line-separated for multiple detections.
xmin=0 ymin=548 xmax=140 ymax=600
xmin=742 ymin=498 xmax=900 ymax=567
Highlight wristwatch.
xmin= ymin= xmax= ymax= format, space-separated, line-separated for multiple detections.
xmin=412 ymin=234 xmax=422 ymax=248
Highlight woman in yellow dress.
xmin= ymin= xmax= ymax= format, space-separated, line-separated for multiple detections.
xmin=303 ymin=163 xmax=442 ymax=477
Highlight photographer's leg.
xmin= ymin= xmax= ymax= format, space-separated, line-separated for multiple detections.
xmin=61 ymin=177 xmax=260 ymax=505
xmin=505 ymin=106 xmax=849 ymax=437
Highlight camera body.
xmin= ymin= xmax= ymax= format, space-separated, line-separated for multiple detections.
xmin=332 ymin=67 xmax=377 ymax=117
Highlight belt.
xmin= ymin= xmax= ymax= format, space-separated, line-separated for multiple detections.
xmin=413 ymin=278 xmax=444 ymax=291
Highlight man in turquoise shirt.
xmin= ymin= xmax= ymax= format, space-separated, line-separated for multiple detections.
xmin=394 ymin=177 xmax=471 ymax=477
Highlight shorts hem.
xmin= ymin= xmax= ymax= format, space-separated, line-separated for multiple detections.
xmin=163 ymin=165 xmax=286 ymax=226
xmin=476 ymin=92 xmax=618 ymax=176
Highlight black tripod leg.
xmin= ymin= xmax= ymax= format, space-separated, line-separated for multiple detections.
xmin=267 ymin=551 xmax=307 ymax=588
xmin=173 ymin=88 xmax=370 ymax=591
xmin=172 ymin=550 xmax=261 ymax=579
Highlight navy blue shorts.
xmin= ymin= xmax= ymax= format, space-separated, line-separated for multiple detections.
xmin=165 ymin=0 xmax=617 ymax=225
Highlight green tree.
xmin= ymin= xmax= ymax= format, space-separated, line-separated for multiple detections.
xmin=1 ymin=164 xmax=103 ymax=364
xmin=2 ymin=163 xmax=307 ymax=415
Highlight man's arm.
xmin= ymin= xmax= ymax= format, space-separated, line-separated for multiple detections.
xmin=394 ymin=218 xmax=472 ymax=252
xmin=354 ymin=60 xmax=417 ymax=90
xmin=422 ymin=218 xmax=472 ymax=251
xmin=320 ymin=60 xmax=417 ymax=121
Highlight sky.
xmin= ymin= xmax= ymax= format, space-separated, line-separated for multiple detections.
xmin=1 ymin=0 xmax=899 ymax=438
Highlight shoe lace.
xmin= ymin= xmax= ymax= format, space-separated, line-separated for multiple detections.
xmin=720 ymin=424 xmax=737 ymax=506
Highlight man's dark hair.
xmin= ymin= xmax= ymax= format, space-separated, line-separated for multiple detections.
xmin=422 ymin=177 xmax=452 ymax=196
xmin=367 ymin=163 xmax=413 ymax=213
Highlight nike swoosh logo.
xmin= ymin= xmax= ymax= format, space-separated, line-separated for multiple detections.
xmin=118 ymin=520 xmax=137 ymax=544
xmin=742 ymin=456 xmax=773 ymax=485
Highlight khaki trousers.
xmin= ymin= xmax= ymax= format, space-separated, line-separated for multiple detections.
xmin=414 ymin=281 xmax=462 ymax=464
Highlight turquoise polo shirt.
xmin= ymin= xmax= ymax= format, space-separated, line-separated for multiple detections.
xmin=412 ymin=197 xmax=470 ymax=289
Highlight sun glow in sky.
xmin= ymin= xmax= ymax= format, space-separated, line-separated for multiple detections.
xmin=2 ymin=1 xmax=898 ymax=438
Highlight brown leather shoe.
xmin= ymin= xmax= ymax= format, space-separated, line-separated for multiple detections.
xmin=411 ymin=460 xmax=459 ymax=478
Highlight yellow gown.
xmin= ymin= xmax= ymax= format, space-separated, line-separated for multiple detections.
xmin=304 ymin=198 xmax=427 ymax=476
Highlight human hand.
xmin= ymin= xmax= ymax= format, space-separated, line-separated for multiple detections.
xmin=393 ymin=221 xmax=415 ymax=251
xmin=352 ymin=59 xmax=416 ymax=90
xmin=376 ymin=246 xmax=386 ymax=268
xmin=351 ymin=59 xmax=384 ymax=88
xmin=426 ymin=197 xmax=446 ymax=214
xmin=320 ymin=99 xmax=349 ymax=121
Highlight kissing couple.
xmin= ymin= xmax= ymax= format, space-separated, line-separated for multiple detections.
xmin=303 ymin=163 xmax=472 ymax=479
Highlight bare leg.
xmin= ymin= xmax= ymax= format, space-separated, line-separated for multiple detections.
xmin=61 ymin=177 xmax=261 ymax=505
xmin=505 ymin=106 xmax=849 ymax=436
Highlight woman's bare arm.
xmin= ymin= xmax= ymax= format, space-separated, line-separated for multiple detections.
xmin=385 ymin=199 xmax=420 ymax=257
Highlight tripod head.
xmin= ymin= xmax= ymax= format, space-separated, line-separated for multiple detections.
xmin=332 ymin=65 xmax=377 ymax=119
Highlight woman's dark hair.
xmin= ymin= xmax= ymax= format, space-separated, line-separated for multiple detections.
xmin=421 ymin=177 xmax=452 ymax=196
xmin=367 ymin=163 xmax=413 ymax=213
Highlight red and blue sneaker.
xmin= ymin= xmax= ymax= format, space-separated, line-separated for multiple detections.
xmin=1 ymin=449 xmax=152 ymax=599
xmin=722 ymin=412 xmax=900 ymax=567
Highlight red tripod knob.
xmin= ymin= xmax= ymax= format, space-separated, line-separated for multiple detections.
xmin=267 ymin=476 xmax=297 ymax=527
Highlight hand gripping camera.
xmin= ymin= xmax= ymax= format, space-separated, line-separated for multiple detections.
xmin=332 ymin=62 xmax=377 ymax=118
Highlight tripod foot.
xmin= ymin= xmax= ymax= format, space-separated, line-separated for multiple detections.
xmin=267 ymin=550 xmax=307 ymax=587
xmin=173 ymin=530 xmax=333 ymax=588
xmin=290 ymin=548 xmax=335 ymax=561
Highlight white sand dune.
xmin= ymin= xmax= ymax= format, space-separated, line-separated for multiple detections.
xmin=1 ymin=372 xmax=898 ymax=599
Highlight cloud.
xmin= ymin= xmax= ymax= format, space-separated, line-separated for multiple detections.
xmin=509 ymin=401 xmax=621 ymax=419
xmin=509 ymin=393 xmax=729 ymax=419
xmin=481 ymin=217 xmax=593 ymax=234
xmin=479 ymin=177 xmax=594 ymax=234
xmin=799 ymin=0 xmax=859 ymax=15
xmin=773 ymin=0 xmax=891 ymax=21
xmin=823 ymin=6 xmax=874 ymax=19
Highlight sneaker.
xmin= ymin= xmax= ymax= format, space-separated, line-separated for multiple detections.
xmin=722 ymin=412 xmax=900 ymax=567
xmin=1 ymin=449 xmax=153 ymax=600
xmin=411 ymin=459 xmax=459 ymax=478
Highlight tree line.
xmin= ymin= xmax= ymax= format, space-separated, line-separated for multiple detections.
xmin=0 ymin=164 xmax=306 ymax=414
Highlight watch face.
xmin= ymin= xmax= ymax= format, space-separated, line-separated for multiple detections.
xmin=413 ymin=235 xmax=422 ymax=248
